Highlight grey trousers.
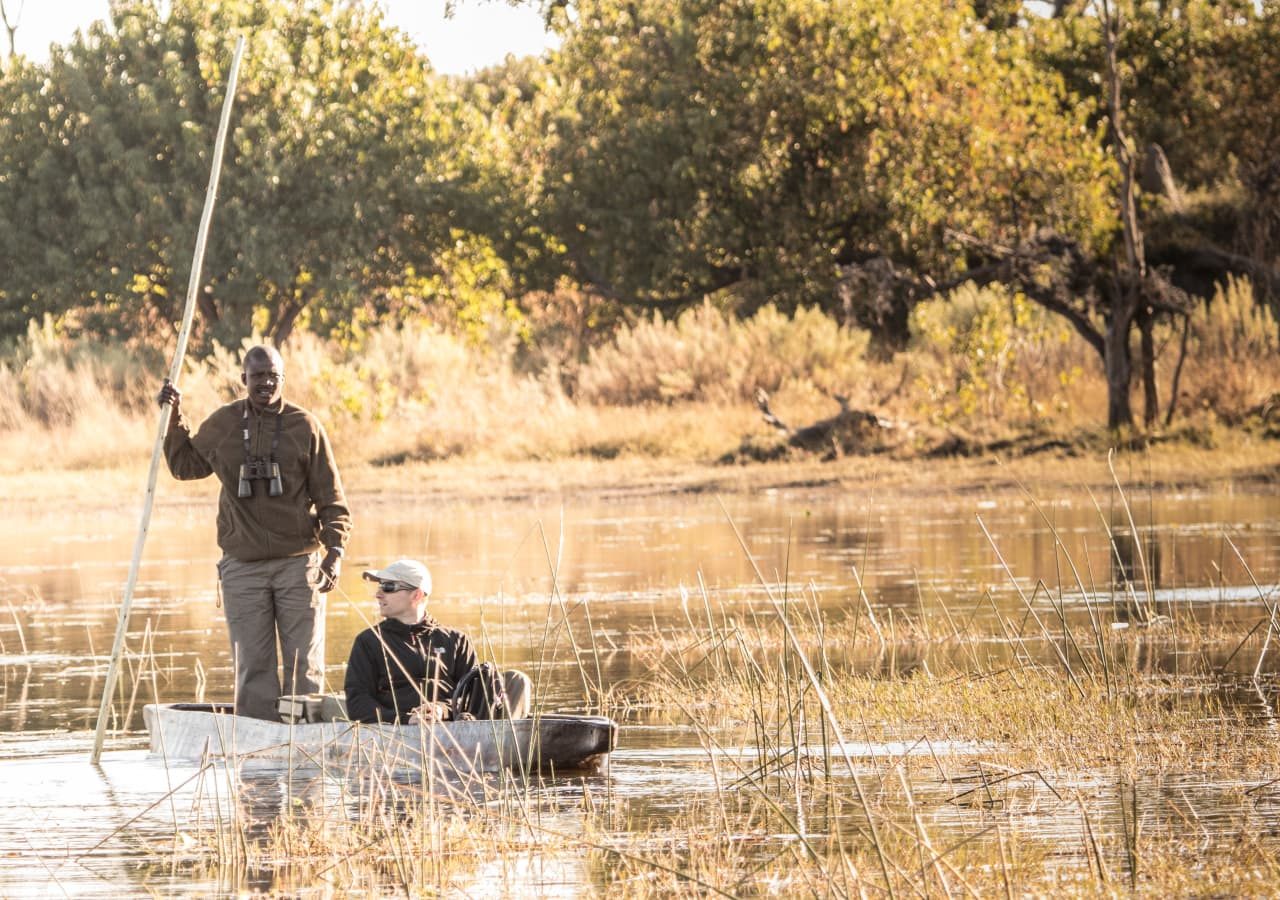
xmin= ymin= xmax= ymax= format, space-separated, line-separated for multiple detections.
xmin=217 ymin=553 xmax=325 ymax=721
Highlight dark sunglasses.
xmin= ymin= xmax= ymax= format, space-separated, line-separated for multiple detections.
xmin=377 ymin=580 xmax=414 ymax=594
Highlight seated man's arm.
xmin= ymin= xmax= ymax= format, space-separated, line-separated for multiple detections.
xmin=449 ymin=633 xmax=480 ymax=690
xmin=343 ymin=633 xmax=400 ymax=724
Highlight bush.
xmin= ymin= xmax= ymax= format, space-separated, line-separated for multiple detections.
xmin=1177 ymin=275 xmax=1280 ymax=421
xmin=0 ymin=316 xmax=162 ymax=429
xmin=575 ymin=302 xmax=871 ymax=405
xmin=179 ymin=325 xmax=564 ymax=463
xmin=907 ymin=282 xmax=1088 ymax=430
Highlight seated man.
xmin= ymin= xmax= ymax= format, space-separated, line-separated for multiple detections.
xmin=343 ymin=558 xmax=534 ymax=723
xmin=343 ymin=558 xmax=478 ymax=724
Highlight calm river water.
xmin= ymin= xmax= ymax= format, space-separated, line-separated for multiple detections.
xmin=1 ymin=474 xmax=1278 ymax=895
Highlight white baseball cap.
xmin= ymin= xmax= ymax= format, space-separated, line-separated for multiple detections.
xmin=362 ymin=559 xmax=432 ymax=594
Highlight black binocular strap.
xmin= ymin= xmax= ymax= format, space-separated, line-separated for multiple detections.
xmin=241 ymin=400 xmax=284 ymax=470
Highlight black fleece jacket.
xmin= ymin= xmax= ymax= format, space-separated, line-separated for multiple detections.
xmin=343 ymin=617 xmax=477 ymax=724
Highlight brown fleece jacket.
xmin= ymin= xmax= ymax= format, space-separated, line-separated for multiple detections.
xmin=163 ymin=397 xmax=351 ymax=561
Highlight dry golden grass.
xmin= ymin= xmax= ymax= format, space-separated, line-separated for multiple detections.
xmin=625 ymin=609 xmax=1279 ymax=767
xmin=589 ymin=587 xmax=1280 ymax=896
xmin=5 ymin=283 xmax=1280 ymax=487
xmin=110 ymin=520 xmax=1280 ymax=898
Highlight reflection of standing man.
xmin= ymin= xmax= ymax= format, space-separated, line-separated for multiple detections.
xmin=158 ymin=345 xmax=351 ymax=721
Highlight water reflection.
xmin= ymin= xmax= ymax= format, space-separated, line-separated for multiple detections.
xmin=2 ymin=483 xmax=1280 ymax=894
xmin=1 ymin=485 xmax=1278 ymax=735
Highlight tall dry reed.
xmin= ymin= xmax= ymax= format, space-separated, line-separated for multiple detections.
xmin=1177 ymin=275 xmax=1280 ymax=421
xmin=3 ymin=285 xmax=1277 ymax=475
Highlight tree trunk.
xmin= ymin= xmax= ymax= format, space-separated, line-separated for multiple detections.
xmin=1101 ymin=0 xmax=1143 ymax=433
xmin=1105 ymin=292 xmax=1136 ymax=430
xmin=1139 ymin=312 xmax=1158 ymax=427
xmin=271 ymin=297 xmax=305 ymax=347
xmin=1164 ymin=312 xmax=1192 ymax=428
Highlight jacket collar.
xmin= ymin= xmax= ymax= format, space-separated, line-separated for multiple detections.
xmin=244 ymin=397 xmax=285 ymax=416
xmin=379 ymin=615 xmax=440 ymax=636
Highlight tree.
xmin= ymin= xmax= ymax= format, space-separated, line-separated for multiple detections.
xmin=1030 ymin=0 xmax=1278 ymax=306
xmin=529 ymin=0 xmax=1113 ymax=342
xmin=936 ymin=1 xmax=1190 ymax=432
xmin=455 ymin=55 xmax=573 ymax=295
xmin=1209 ymin=2 xmax=1280 ymax=293
xmin=0 ymin=0 xmax=487 ymax=348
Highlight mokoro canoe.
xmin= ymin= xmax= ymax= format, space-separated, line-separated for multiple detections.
xmin=143 ymin=703 xmax=618 ymax=775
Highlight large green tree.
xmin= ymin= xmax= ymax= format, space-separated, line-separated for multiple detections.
xmin=526 ymin=0 xmax=1113 ymax=334
xmin=1029 ymin=0 xmax=1278 ymax=298
xmin=1001 ymin=0 xmax=1278 ymax=429
xmin=1032 ymin=0 xmax=1258 ymax=193
xmin=0 ymin=0 xmax=486 ymax=348
xmin=1209 ymin=1 xmax=1280 ymax=288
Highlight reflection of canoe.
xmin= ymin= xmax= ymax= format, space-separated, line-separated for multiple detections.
xmin=143 ymin=703 xmax=618 ymax=775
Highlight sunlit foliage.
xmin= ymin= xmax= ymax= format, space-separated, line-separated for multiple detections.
xmin=909 ymin=282 xmax=1085 ymax=429
xmin=532 ymin=0 xmax=1114 ymax=314
xmin=0 ymin=0 xmax=494 ymax=348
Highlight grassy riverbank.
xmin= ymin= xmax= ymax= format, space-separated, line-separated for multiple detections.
xmin=6 ymin=436 xmax=1280 ymax=513
xmin=4 ymin=276 xmax=1279 ymax=508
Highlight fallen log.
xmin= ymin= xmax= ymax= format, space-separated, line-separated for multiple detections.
xmin=754 ymin=388 xmax=897 ymax=457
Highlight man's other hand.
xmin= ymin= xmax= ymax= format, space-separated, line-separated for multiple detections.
xmin=157 ymin=379 xmax=182 ymax=410
xmin=409 ymin=702 xmax=452 ymax=725
xmin=318 ymin=548 xmax=342 ymax=593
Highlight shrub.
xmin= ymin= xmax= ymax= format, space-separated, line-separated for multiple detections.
xmin=907 ymin=282 xmax=1087 ymax=430
xmin=1177 ymin=275 xmax=1280 ymax=421
xmin=180 ymin=325 xmax=563 ymax=461
xmin=575 ymin=302 xmax=871 ymax=405
xmin=0 ymin=316 xmax=163 ymax=429
xmin=0 ymin=317 xmax=575 ymax=468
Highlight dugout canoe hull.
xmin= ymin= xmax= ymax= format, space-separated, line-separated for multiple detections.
xmin=142 ymin=703 xmax=617 ymax=774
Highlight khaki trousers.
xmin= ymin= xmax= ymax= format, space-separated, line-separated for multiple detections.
xmin=217 ymin=553 xmax=325 ymax=721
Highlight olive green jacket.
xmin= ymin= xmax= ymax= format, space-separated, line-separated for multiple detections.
xmin=163 ymin=398 xmax=351 ymax=562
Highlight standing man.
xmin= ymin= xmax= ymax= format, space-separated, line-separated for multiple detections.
xmin=158 ymin=345 xmax=351 ymax=721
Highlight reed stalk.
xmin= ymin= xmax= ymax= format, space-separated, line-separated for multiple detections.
xmin=977 ymin=514 xmax=1085 ymax=696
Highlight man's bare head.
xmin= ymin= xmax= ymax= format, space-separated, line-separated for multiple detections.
xmin=242 ymin=345 xmax=285 ymax=410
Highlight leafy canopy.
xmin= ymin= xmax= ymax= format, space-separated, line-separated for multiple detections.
xmin=0 ymin=0 xmax=495 ymax=348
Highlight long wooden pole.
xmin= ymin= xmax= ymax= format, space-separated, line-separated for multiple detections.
xmin=91 ymin=35 xmax=246 ymax=764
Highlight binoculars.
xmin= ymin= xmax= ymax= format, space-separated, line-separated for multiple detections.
xmin=237 ymin=458 xmax=283 ymax=498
